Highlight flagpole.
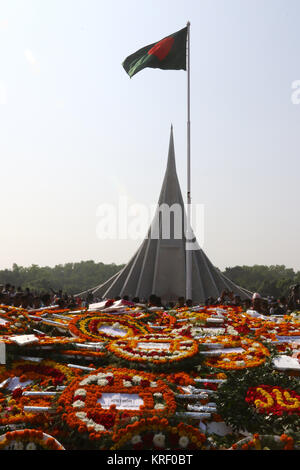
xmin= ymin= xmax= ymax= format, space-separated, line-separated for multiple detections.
xmin=186 ymin=21 xmax=192 ymax=301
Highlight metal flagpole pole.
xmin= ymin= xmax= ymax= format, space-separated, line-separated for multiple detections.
xmin=186 ymin=21 xmax=192 ymax=301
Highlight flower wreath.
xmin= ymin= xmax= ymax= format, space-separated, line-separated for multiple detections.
xmin=0 ymin=317 xmax=32 ymax=336
xmin=110 ymin=417 xmax=208 ymax=450
xmin=175 ymin=310 xmax=210 ymax=324
xmin=0 ymin=334 xmax=86 ymax=348
xmin=57 ymin=367 xmax=177 ymax=441
xmin=0 ymin=394 xmax=54 ymax=428
xmin=61 ymin=348 xmax=106 ymax=361
xmin=34 ymin=335 xmax=86 ymax=346
xmin=197 ymin=335 xmax=270 ymax=370
xmin=222 ymin=312 xmax=251 ymax=336
xmin=158 ymin=371 xmax=227 ymax=398
xmin=215 ymin=363 xmax=300 ymax=434
xmin=37 ymin=308 xmax=81 ymax=316
xmin=160 ymin=372 xmax=196 ymax=387
xmin=107 ymin=333 xmax=202 ymax=371
xmin=170 ymin=324 xmax=226 ymax=339
xmin=0 ymin=429 xmax=65 ymax=450
xmin=171 ymin=308 xmax=251 ymax=338
xmin=0 ymin=305 xmax=29 ymax=318
xmin=205 ymin=305 xmax=242 ymax=314
xmin=255 ymin=320 xmax=300 ymax=340
xmin=7 ymin=360 xmax=80 ymax=386
xmin=69 ymin=314 xmax=148 ymax=342
xmin=125 ymin=312 xmax=151 ymax=322
xmin=123 ymin=308 xmax=152 ymax=321
xmin=229 ymin=433 xmax=298 ymax=451
xmin=0 ymin=307 xmax=31 ymax=336
xmin=0 ymin=360 xmax=81 ymax=400
xmin=245 ymin=384 xmax=300 ymax=416
xmin=0 ymin=360 xmax=82 ymax=428
xmin=149 ymin=312 xmax=177 ymax=330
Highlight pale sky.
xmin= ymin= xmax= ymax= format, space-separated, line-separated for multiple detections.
xmin=0 ymin=0 xmax=300 ymax=272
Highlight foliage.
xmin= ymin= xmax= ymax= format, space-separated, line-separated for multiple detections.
xmin=215 ymin=354 xmax=300 ymax=434
xmin=223 ymin=264 xmax=300 ymax=298
xmin=0 ymin=261 xmax=299 ymax=298
xmin=0 ymin=261 xmax=124 ymax=295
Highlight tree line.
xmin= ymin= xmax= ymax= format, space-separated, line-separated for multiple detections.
xmin=0 ymin=262 xmax=299 ymax=298
xmin=223 ymin=265 xmax=300 ymax=298
xmin=0 ymin=261 xmax=124 ymax=295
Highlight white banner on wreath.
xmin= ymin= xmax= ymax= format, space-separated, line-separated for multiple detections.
xmin=200 ymin=347 xmax=245 ymax=356
xmin=98 ymin=325 xmax=127 ymax=337
xmin=0 ymin=342 xmax=5 ymax=365
xmin=6 ymin=376 xmax=33 ymax=391
xmin=137 ymin=342 xmax=170 ymax=350
xmin=97 ymin=393 xmax=144 ymax=410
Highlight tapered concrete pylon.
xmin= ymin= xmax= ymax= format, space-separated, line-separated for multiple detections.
xmin=81 ymin=127 xmax=251 ymax=304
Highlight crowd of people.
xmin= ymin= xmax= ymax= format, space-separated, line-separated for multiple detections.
xmin=0 ymin=282 xmax=299 ymax=315
xmin=0 ymin=284 xmax=79 ymax=310
xmin=206 ymin=286 xmax=300 ymax=315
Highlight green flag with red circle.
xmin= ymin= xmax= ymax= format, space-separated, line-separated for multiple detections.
xmin=122 ymin=27 xmax=188 ymax=78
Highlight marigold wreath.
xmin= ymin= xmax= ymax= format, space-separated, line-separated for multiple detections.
xmin=245 ymin=384 xmax=300 ymax=416
xmin=69 ymin=314 xmax=149 ymax=342
xmin=0 ymin=429 xmax=65 ymax=450
xmin=215 ymin=361 xmax=300 ymax=434
xmin=57 ymin=367 xmax=177 ymax=442
xmin=0 ymin=359 xmax=80 ymax=388
xmin=110 ymin=417 xmax=208 ymax=450
xmin=229 ymin=433 xmax=299 ymax=451
xmin=0 ymin=360 xmax=82 ymax=428
xmin=197 ymin=335 xmax=270 ymax=370
xmin=107 ymin=333 xmax=203 ymax=372
xmin=254 ymin=320 xmax=300 ymax=340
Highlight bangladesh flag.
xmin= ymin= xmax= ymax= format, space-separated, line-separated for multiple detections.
xmin=122 ymin=27 xmax=188 ymax=78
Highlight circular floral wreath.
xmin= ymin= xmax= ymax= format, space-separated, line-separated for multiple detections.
xmin=57 ymin=367 xmax=177 ymax=441
xmin=0 ymin=359 xmax=80 ymax=388
xmin=0 ymin=360 xmax=81 ymax=428
xmin=0 ymin=429 xmax=65 ymax=450
xmin=111 ymin=417 xmax=208 ymax=450
xmin=69 ymin=314 xmax=148 ymax=342
xmin=215 ymin=363 xmax=300 ymax=434
xmin=197 ymin=335 xmax=270 ymax=370
xmin=107 ymin=333 xmax=201 ymax=371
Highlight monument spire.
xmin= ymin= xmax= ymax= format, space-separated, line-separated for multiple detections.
xmin=78 ymin=127 xmax=250 ymax=303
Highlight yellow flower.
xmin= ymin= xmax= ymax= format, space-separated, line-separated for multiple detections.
xmin=254 ymin=439 xmax=261 ymax=450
